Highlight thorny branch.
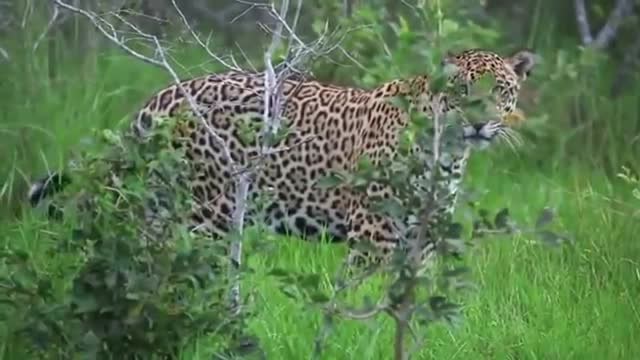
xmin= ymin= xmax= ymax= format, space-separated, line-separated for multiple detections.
xmin=574 ymin=0 xmax=633 ymax=49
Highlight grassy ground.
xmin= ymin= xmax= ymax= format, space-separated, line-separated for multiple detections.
xmin=5 ymin=151 xmax=637 ymax=359
xmin=231 ymin=154 xmax=639 ymax=360
xmin=1 ymin=51 xmax=639 ymax=359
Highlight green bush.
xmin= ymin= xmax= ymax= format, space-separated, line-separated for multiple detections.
xmin=0 ymin=113 xmax=255 ymax=359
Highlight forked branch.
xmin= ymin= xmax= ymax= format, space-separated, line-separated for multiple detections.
xmin=574 ymin=0 xmax=633 ymax=49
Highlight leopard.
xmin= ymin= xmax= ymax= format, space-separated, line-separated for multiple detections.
xmin=28 ymin=48 xmax=537 ymax=267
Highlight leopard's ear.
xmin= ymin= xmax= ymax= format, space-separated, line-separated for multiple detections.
xmin=440 ymin=50 xmax=461 ymax=76
xmin=506 ymin=49 xmax=539 ymax=81
xmin=441 ymin=50 xmax=457 ymax=65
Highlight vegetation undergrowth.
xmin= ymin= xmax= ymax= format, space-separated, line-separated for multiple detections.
xmin=238 ymin=154 xmax=639 ymax=359
xmin=0 ymin=112 xmax=261 ymax=358
xmin=1 ymin=0 xmax=639 ymax=359
xmin=3 ymin=154 xmax=637 ymax=359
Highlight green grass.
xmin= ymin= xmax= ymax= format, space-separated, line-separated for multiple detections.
xmin=230 ymin=154 xmax=639 ymax=359
xmin=0 ymin=45 xmax=227 ymax=218
xmin=3 ymin=151 xmax=638 ymax=359
xmin=1 ymin=44 xmax=639 ymax=359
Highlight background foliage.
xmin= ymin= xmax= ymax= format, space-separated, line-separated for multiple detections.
xmin=0 ymin=0 xmax=639 ymax=359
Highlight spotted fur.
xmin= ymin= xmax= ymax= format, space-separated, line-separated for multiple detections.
xmin=29 ymin=48 xmax=537 ymax=266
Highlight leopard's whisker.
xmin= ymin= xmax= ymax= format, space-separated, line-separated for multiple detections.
xmin=498 ymin=127 xmax=522 ymax=151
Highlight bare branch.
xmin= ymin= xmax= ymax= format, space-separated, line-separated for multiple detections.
xmin=170 ymin=0 xmax=240 ymax=71
xmin=574 ymin=0 xmax=593 ymax=45
xmin=574 ymin=0 xmax=633 ymax=49
xmin=21 ymin=1 xmax=34 ymax=29
xmin=229 ymin=0 xmax=308 ymax=315
xmin=33 ymin=5 xmax=59 ymax=52
xmin=53 ymin=0 xmax=330 ymax=320
xmin=593 ymin=0 xmax=633 ymax=48
xmin=234 ymin=41 xmax=258 ymax=72
xmin=261 ymin=1 xmax=288 ymax=144
xmin=52 ymin=0 xmax=237 ymax=166
xmin=231 ymin=3 xmax=260 ymax=24
xmin=53 ymin=0 xmax=163 ymax=67
xmin=267 ymin=4 xmax=316 ymax=56
xmin=227 ymin=171 xmax=250 ymax=313
xmin=53 ymin=0 xmax=249 ymax=316
xmin=190 ymin=0 xmax=243 ymax=26
xmin=332 ymin=303 xmax=386 ymax=320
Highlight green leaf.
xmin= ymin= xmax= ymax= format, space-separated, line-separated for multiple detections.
xmin=352 ymin=238 xmax=379 ymax=255
xmin=385 ymin=95 xmax=411 ymax=111
xmin=442 ymin=266 xmax=470 ymax=278
xmin=73 ymin=296 xmax=99 ymax=314
xmin=309 ymin=292 xmax=330 ymax=304
xmin=369 ymin=197 xmax=406 ymax=219
xmin=298 ymin=273 xmax=322 ymax=290
xmin=429 ymin=295 xmax=462 ymax=322
xmin=429 ymin=71 xmax=450 ymax=94
xmin=445 ymin=223 xmax=464 ymax=239
xmin=125 ymin=302 xmax=145 ymax=325
xmin=79 ymin=330 xmax=101 ymax=355
xmin=469 ymin=73 xmax=497 ymax=98
xmin=439 ymin=237 xmax=466 ymax=255
xmin=105 ymin=271 xmax=118 ymax=289
xmin=36 ymin=279 xmax=53 ymax=299
xmin=459 ymin=95 xmax=488 ymax=111
xmin=125 ymin=292 xmax=142 ymax=300
xmin=101 ymin=129 xmax=121 ymax=145
xmin=441 ymin=19 xmax=460 ymax=36
xmin=398 ymin=128 xmax=415 ymax=153
xmin=0 ymin=298 xmax=18 ymax=308
xmin=279 ymin=286 xmax=300 ymax=300
xmin=315 ymin=173 xmax=345 ymax=189
xmin=267 ymin=268 xmax=290 ymax=278
xmin=14 ymin=250 xmax=30 ymax=262
xmin=355 ymin=156 xmax=374 ymax=172
xmin=428 ymin=295 xmax=448 ymax=310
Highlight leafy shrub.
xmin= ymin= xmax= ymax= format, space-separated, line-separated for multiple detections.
xmin=0 ymin=113 xmax=256 ymax=359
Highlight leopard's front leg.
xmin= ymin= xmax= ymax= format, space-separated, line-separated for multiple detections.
xmin=344 ymin=183 xmax=402 ymax=267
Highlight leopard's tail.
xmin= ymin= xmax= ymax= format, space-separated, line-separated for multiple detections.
xmin=27 ymin=171 xmax=71 ymax=207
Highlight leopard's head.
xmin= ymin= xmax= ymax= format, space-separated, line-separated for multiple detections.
xmin=442 ymin=48 xmax=539 ymax=149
